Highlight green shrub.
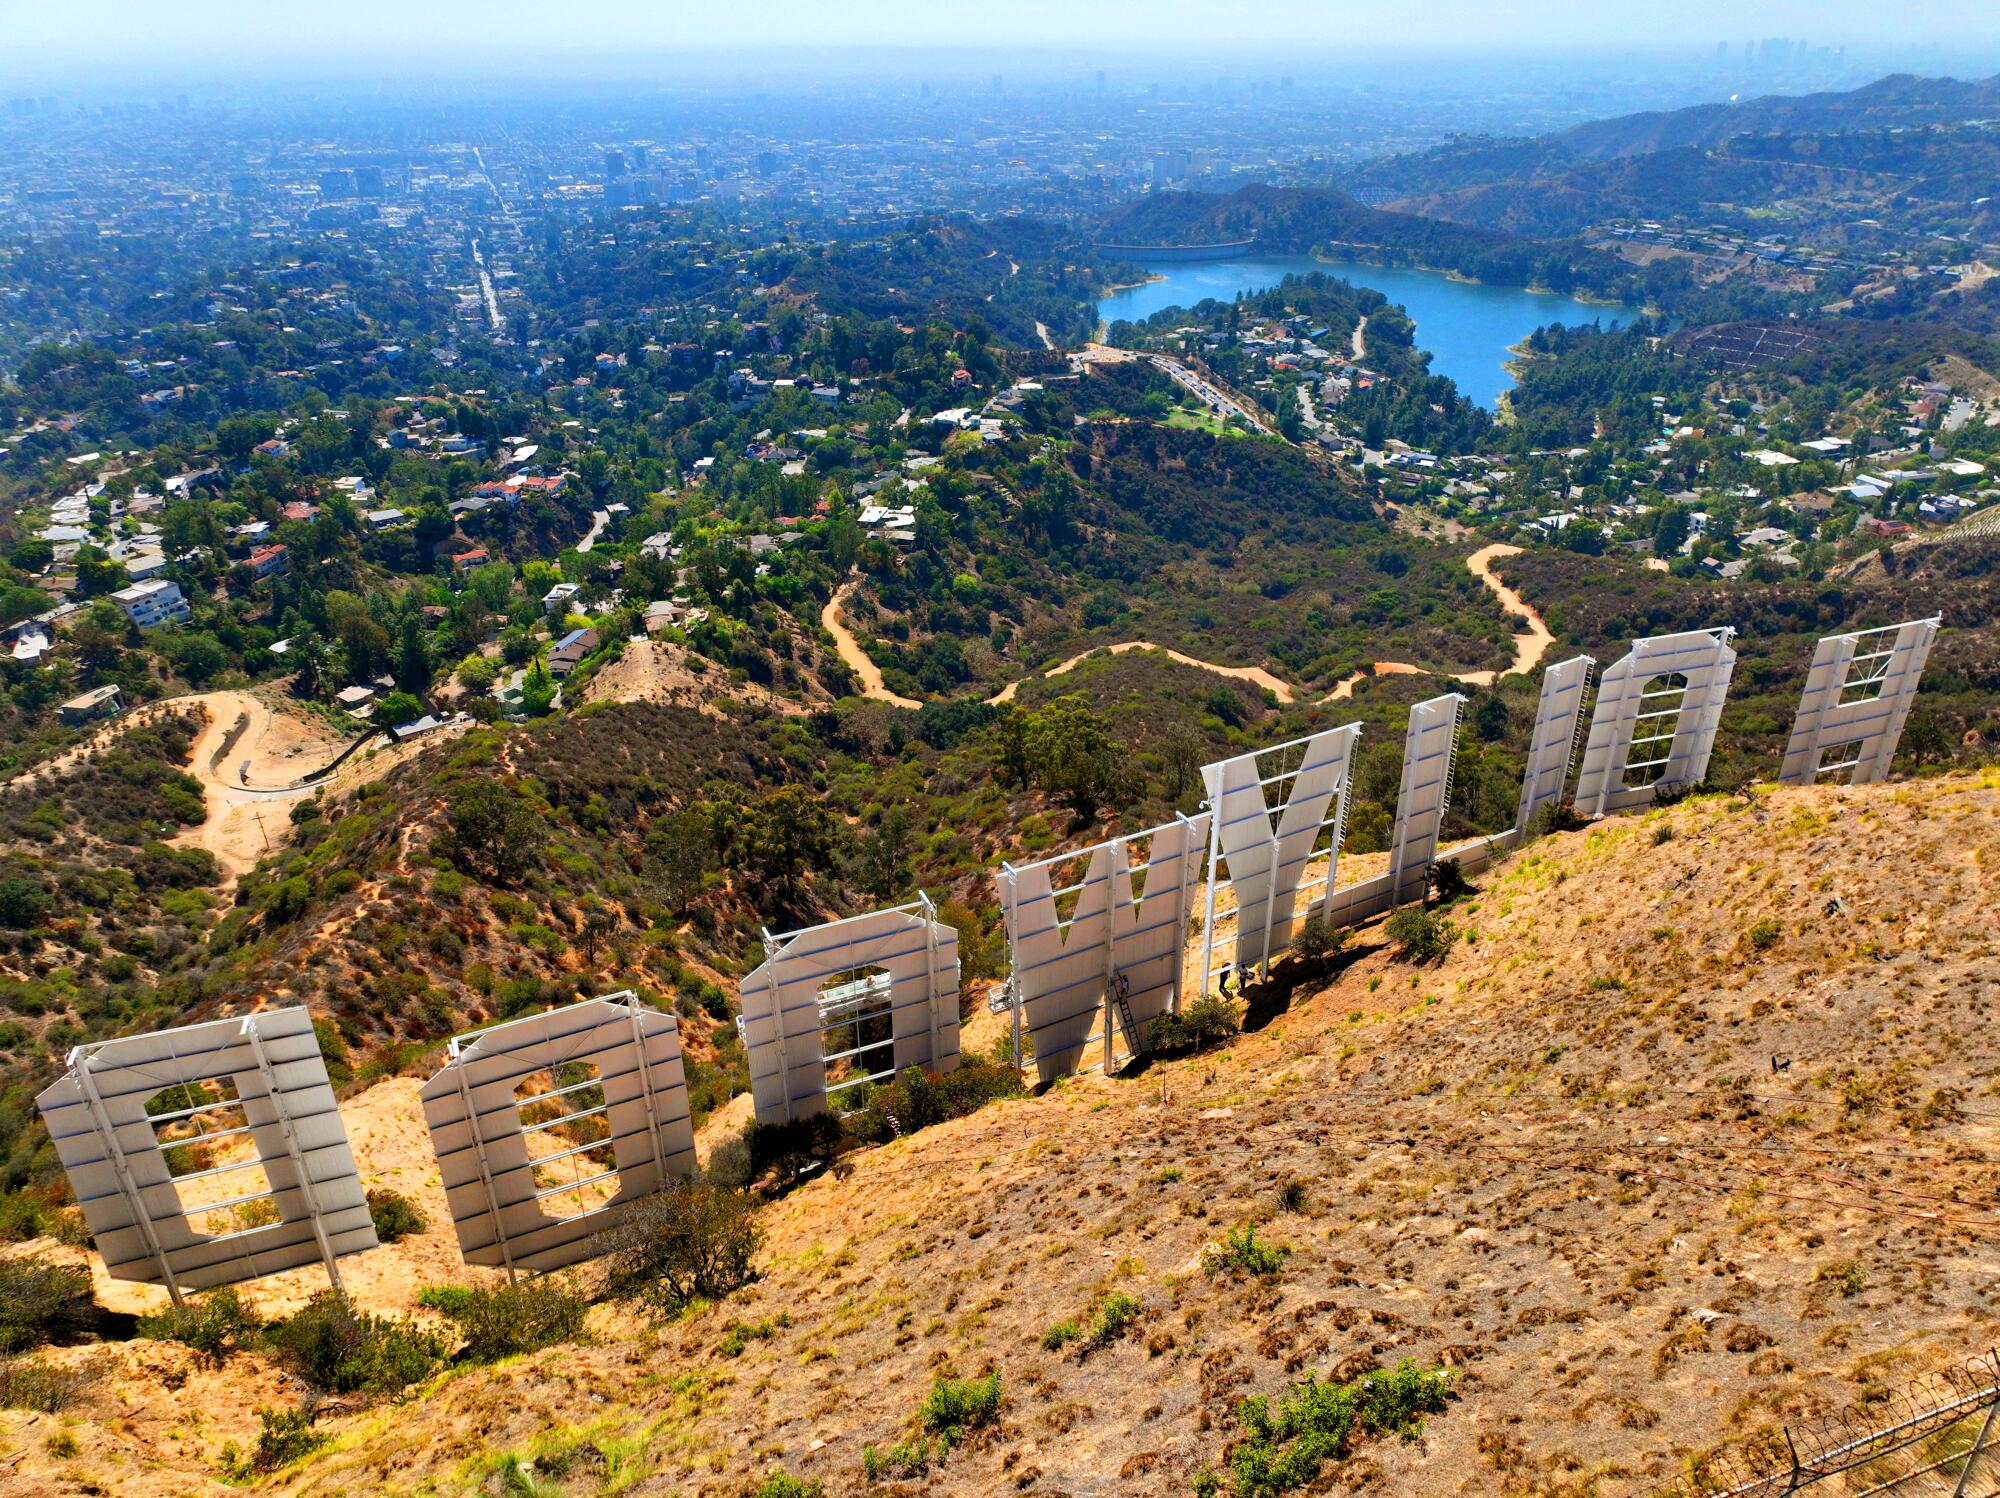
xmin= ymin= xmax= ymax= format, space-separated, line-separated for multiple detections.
xmin=238 ymin=1405 xmax=328 ymax=1475
xmin=1425 ymin=858 xmax=1471 ymax=904
xmin=920 ymin=1370 xmax=1002 ymax=1449
xmin=0 ymin=1256 xmax=98 ymax=1352
xmin=1146 ymin=996 xmax=1240 ymax=1056
xmin=1383 ymin=906 xmax=1455 ymax=964
xmin=757 ymin=1473 xmax=824 ymax=1498
xmin=1290 ymin=917 xmax=1348 ymax=966
xmin=1088 ymin=1291 xmax=1142 ymax=1348
xmin=743 ymin=1112 xmax=845 ymax=1184
xmin=417 ymin=1281 xmax=587 ymax=1363
xmin=717 ymin=1315 xmax=787 ymax=1357
xmin=1744 ymin=918 xmax=1783 ymax=952
xmin=1040 ymin=1317 xmax=1081 ymax=1352
xmin=0 ymin=1191 xmax=51 ymax=1242
xmin=603 ymin=1181 xmax=761 ymax=1315
xmin=266 ymin=1291 xmax=443 ymax=1395
xmin=1221 ymin=1361 xmax=1455 ymax=1495
xmin=1530 ymin=800 xmax=1589 ymax=836
xmin=1203 ymin=1224 xmax=1291 ymax=1279
xmin=138 ymin=1286 xmax=261 ymax=1365
xmin=0 ymin=1351 xmax=108 ymax=1412
xmin=366 ymin=1188 xmax=427 ymax=1243
xmin=862 ymin=1439 xmax=931 ymax=1480
xmin=843 ymin=1063 xmax=1024 ymax=1146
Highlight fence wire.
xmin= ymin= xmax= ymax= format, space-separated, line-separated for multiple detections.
xmin=1669 ymin=1351 xmax=2000 ymax=1498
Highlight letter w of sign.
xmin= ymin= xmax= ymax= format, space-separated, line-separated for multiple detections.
xmin=1199 ymin=725 xmax=1359 ymax=973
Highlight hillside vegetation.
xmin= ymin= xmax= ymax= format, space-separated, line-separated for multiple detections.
xmin=2 ymin=767 xmax=1995 ymax=1496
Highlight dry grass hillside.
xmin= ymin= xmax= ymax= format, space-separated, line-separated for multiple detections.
xmin=5 ymin=767 xmax=1998 ymax=1498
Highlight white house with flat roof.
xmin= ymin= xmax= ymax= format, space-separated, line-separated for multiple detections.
xmin=111 ymin=578 xmax=191 ymax=628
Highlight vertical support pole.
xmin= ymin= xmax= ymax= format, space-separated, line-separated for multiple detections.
xmin=920 ymin=893 xmax=941 ymax=1070
xmin=450 ymin=1042 xmax=516 ymax=1284
xmin=71 ymin=1048 xmax=185 ymax=1309
xmin=1101 ymin=838 xmax=1120 ymax=1073
xmin=1196 ymin=803 xmax=1221 ymax=1003
xmin=1003 ymin=868 xmax=1023 ymax=1075
xmin=1169 ymin=814 xmax=1194 ymax=1017
xmin=1952 ymin=1396 xmax=2000 ymax=1498
xmin=1256 ymin=812 xmax=1281 ymax=983
xmin=242 ymin=1017 xmax=343 ymax=1293
xmin=625 ymin=997 xmax=665 ymax=1183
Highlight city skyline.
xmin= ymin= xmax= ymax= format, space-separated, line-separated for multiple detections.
xmin=7 ymin=0 xmax=2000 ymax=77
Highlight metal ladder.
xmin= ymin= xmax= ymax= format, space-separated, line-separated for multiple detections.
xmin=1110 ymin=981 xmax=1142 ymax=1061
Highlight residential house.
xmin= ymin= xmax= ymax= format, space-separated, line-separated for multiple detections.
xmin=547 ymin=627 xmax=600 ymax=676
xmin=58 ymin=685 xmax=124 ymax=726
xmin=246 ymin=544 xmax=290 ymax=580
xmin=111 ymin=578 xmax=191 ymax=628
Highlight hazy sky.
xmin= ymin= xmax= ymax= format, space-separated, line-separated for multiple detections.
xmin=10 ymin=0 xmax=2000 ymax=68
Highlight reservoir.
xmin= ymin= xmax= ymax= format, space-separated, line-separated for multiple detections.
xmin=1096 ymin=254 xmax=1638 ymax=409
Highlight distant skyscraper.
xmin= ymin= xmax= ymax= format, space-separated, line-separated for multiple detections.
xmin=317 ymin=168 xmax=353 ymax=198
xmin=630 ymin=145 xmax=648 ymax=171
xmin=352 ymin=165 xmax=386 ymax=198
xmin=755 ymin=150 xmax=777 ymax=177
xmin=694 ymin=143 xmax=713 ymax=172
xmin=604 ymin=148 xmax=626 ymax=179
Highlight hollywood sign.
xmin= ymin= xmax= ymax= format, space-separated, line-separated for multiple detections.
xmin=37 ymin=618 xmax=1942 ymax=1296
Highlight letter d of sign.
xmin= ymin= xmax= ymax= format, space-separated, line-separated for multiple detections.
xmin=1780 ymin=617 xmax=1940 ymax=786
xmin=1573 ymin=629 xmax=1736 ymax=817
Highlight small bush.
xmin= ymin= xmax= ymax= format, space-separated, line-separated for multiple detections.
xmin=0 ymin=1351 xmax=109 ymax=1412
xmin=1223 ymin=1361 xmax=1454 ymax=1495
xmin=757 ymin=1473 xmax=824 ymax=1498
xmin=1290 ymin=916 xmax=1348 ymax=966
xmin=0 ymin=1256 xmax=98 ymax=1352
xmin=1146 ymin=996 xmax=1241 ymax=1056
xmin=1089 ymin=1291 xmax=1143 ymax=1347
xmin=266 ymin=1291 xmax=443 ymax=1396
xmin=743 ymin=1112 xmax=845 ymax=1186
xmin=921 ymin=1370 xmax=1002 ymax=1449
xmin=1530 ymin=800 xmax=1589 ymax=836
xmin=1743 ymin=918 xmax=1783 ymax=952
xmin=862 ymin=1440 xmax=930 ymax=1480
xmin=138 ymin=1286 xmax=261 ymax=1365
xmin=417 ymin=1280 xmax=586 ymax=1363
xmin=843 ymin=1063 xmax=1024 ymax=1146
xmin=603 ymin=1181 xmax=761 ymax=1315
xmin=717 ymin=1315 xmax=787 ymax=1358
xmin=1276 ymin=1178 xmax=1310 ymax=1214
xmin=238 ymin=1405 xmax=328 ymax=1475
xmin=1203 ymin=1224 xmax=1291 ymax=1279
xmin=1425 ymin=858 xmax=1471 ymax=905
xmin=1383 ymin=906 xmax=1455 ymax=964
xmin=1040 ymin=1316 xmax=1081 ymax=1352
xmin=366 ymin=1188 xmax=427 ymax=1243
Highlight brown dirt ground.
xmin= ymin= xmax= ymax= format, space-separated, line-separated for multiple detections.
xmin=5 ymin=768 xmax=1998 ymax=1497
xmin=582 ymin=637 xmax=812 ymax=719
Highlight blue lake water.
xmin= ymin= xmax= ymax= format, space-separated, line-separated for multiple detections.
xmin=1096 ymin=254 xmax=1638 ymax=409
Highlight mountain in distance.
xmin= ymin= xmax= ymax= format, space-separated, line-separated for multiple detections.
xmin=1553 ymin=70 xmax=2000 ymax=159
xmin=1336 ymin=73 xmax=2000 ymax=241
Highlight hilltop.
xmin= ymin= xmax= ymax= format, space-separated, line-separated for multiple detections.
xmin=3 ymin=767 xmax=1996 ymax=1496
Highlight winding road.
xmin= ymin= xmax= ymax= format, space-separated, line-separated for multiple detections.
xmin=826 ymin=543 xmax=1554 ymax=712
xmin=822 ymin=582 xmax=921 ymax=709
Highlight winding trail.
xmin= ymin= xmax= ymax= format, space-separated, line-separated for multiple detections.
xmin=1351 ymin=315 xmax=1368 ymax=360
xmin=1317 ymin=543 xmax=1553 ymax=701
xmin=987 ymin=642 xmax=1294 ymax=706
xmin=822 ymin=581 xmax=921 ymax=709
xmin=825 ymin=543 xmax=1554 ymax=712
